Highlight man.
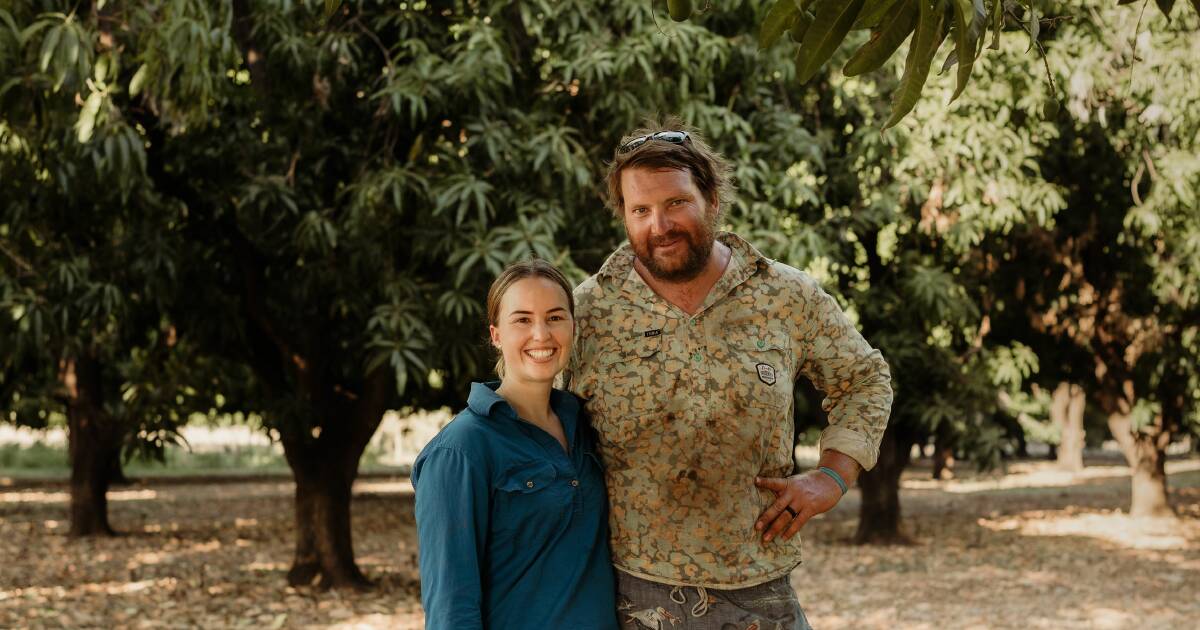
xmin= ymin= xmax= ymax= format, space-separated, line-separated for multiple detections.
xmin=565 ymin=122 xmax=893 ymax=629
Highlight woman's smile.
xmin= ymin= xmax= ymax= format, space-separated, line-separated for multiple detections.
xmin=524 ymin=347 xmax=558 ymax=362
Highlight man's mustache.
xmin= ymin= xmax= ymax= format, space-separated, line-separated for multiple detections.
xmin=649 ymin=231 xmax=692 ymax=249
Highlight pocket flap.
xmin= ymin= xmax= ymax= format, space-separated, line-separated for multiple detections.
xmin=733 ymin=327 xmax=789 ymax=352
xmin=496 ymin=461 xmax=558 ymax=493
xmin=598 ymin=333 xmax=662 ymax=365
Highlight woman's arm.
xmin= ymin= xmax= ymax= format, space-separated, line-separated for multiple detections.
xmin=413 ymin=446 xmax=490 ymax=630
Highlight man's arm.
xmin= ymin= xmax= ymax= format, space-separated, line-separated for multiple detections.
xmin=754 ymin=273 xmax=893 ymax=542
xmin=797 ymin=280 xmax=893 ymax=470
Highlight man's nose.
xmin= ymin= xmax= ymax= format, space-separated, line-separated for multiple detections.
xmin=649 ymin=208 xmax=673 ymax=235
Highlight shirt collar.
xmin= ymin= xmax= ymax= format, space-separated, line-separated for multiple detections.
xmin=466 ymin=381 xmax=580 ymax=423
xmin=467 ymin=381 xmax=511 ymax=419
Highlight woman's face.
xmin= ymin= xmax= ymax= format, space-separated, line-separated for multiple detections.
xmin=489 ymin=276 xmax=574 ymax=384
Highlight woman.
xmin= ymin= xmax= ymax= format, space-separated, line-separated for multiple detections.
xmin=413 ymin=260 xmax=617 ymax=629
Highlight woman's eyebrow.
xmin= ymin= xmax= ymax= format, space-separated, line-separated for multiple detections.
xmin=509 ymin=307 xmax=567 ymax=316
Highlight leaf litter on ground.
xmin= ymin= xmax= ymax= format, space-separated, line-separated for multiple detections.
xmin=1 ymin=458 xmax=1198 ymax=629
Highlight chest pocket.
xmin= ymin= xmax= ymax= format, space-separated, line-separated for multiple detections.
xmin=727 ymin=327 xmax=794 ymax=411
xmin=491 ymin=461 xmax=572 ymax=541
xmin=588 ymin=333 xmax=666 ymax=420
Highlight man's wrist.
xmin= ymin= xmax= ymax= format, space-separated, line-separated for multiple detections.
xmin=817 ymin=466 xmax=848 ymax=495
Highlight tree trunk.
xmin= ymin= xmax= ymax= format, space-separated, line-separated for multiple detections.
xmin=108 ymin=448 xmax=130 ymax=486
xmin=1107 ymin=411 xmax=1174 ymax=518
xmin=932 ymin=445 xmax=955 ymax=480
xmin=1052 ymin=382 xmax=1086 ymax=472
xmin=932 ymin=429 xmax=955 ymax=480
xmin=1129 ymin=440 xmax=1171 ymax=517
xmin=855 ymin=425 xmax=914 ymax=544
xmin=62 ymin=354 xmax=122 ymax=537
xmin=285 ymin=450 xmax=370 ymax=589
xmin=279 ymin=371 xmax=390 ymax=590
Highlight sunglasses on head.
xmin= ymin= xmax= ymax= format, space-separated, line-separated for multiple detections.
xmin=617 ymin=130 xmax=691 ymax=154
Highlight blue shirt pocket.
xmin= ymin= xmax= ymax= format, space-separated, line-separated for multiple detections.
xmin=491 ymin=460 xmax=573 ymax=547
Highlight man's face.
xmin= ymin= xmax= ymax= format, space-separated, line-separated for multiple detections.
xmin=620 ymin=166 xmax=717 ymax=283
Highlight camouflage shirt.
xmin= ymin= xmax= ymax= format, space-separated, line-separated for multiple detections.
xmin=566 ymin=232 xmax=893 ymax=588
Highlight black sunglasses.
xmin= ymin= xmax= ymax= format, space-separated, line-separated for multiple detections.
xmin=617 ymin=130 xmax=691 ymax=154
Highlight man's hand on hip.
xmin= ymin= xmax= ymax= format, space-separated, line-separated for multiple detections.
xmin=753 ymin=470 xmax=843 ymax=543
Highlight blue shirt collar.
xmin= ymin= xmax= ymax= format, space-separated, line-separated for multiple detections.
xmin=467 ymin=381 xmax=579 ymax=422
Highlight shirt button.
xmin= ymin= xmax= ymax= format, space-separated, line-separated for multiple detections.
xmin=526 ymin=481 xmax=535 ymax=488
xmin=757 ymin=340 xmax=765 ymax=348
xmin=693 ymin=353 xmax=702 ymax=362
xmin=570 ymin=479 xmax=579 ymax=487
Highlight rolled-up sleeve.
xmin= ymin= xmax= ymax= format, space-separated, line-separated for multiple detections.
xmin=794 ymin=279 xmax=893 ymax=470
xmin=413 ymin=446 xmax=490 ymax=630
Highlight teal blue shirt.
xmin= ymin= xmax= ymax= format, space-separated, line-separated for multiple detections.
xmin=412 ymin=382 xmax=617 ymax=630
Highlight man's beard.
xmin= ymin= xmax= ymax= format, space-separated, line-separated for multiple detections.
xmin=628 ymin=220 xmax=716 ymax=283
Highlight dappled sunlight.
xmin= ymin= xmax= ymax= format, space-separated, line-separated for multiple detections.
xmin=1 ymin=577 xmax=179 ymax=600
xmin=1 ymin=488 xmax=157 ymax=504
xmin=904 ymin=459 xmax=1200 ymax=494
xmin=241 ymin=560 xmax=289 ymax=572
xmin=979 ymin=510 xmax=1198 ymax=551
xmin=352 ymin=479 xmax=414 ymax=496
xmin=321 ymin=611 xmax=426 ymax=629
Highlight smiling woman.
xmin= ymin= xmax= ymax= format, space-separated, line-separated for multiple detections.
xmin=411 ymin=260 xmax=618 ymax=629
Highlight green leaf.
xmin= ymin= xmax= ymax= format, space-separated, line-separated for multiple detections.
xmin=853 ymin=0 xmax=906 ymax=29
xmin=77 ymin=91 xmax=102 ymax=144
xmin=990 ymin=0 xmax=1003 ymax=50
xmin=883 ymin=0 xmax=947 ymax=129
xmin=129 ymin=64 xmax=149 ymax=97
xmin=39 ymin=24 xmax=62 ymax=72
xmin=948 ymin=0 xmax=979 ymax=102
xmin=0 ymin=77 xmax=20 ymax=99
xmin=843 ymin=0 xmax=918 ymax=77
xmin=759 ymin=0 xmax=800 ymax=50
xmin=61 ymin=24 xmax=79 ymax=68
xmin=18 ymin=18 xmax=52 ymax=47
xmin=796 ymin=0 xmax=869 ymax=83
xmin=1025 ymin=1 xmax=1039 ymax=53
xmin=0 ymin=10 xmax=18 ymax=42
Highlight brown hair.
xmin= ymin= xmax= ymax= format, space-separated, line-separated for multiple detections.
xmin=604 ymin=116 xmax=734 ymax=219
xmin=485 ymin=259 xmax=575 ymax=378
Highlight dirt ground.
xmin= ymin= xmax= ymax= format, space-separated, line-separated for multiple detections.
xmin=2 ymin=457 xmax=1199 ymax=630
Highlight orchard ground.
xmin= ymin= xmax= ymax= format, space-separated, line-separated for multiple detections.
xmin=2 ymin=455 xmax=1199 ymax=629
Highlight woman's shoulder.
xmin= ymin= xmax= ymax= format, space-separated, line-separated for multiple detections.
xmin=421 ymin=407 xmax=496 ymax=456
xmin=412 ymin=409 xmax=501 ymax=489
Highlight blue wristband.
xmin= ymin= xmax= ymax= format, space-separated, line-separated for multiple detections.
xmin=818 ymin=466 xmax=849 ymax=495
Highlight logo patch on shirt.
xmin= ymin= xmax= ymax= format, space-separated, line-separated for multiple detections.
xmin=756 ymin=363 xmax=777 ymax=385
xmin=643 ymin=329 xmax=662 ymax=338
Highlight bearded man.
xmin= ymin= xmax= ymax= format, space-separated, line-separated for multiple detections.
xmin=565 ymin=122 xmax=893 ymax=629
